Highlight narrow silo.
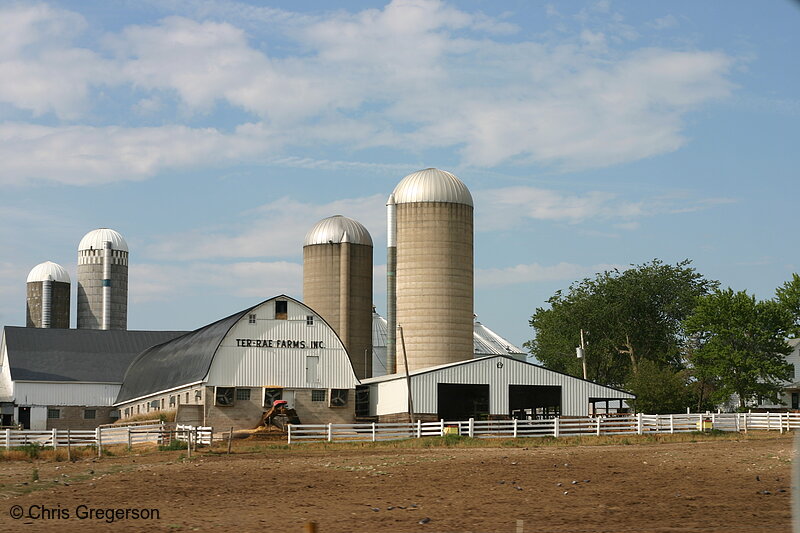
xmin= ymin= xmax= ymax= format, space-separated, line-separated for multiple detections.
xmin=303 ymin=215 xmax=373 ymax=379
xmin=26 ymin=261 xmax=71 ymax=328
xmin=77 ymin=228 xmax=129 ymax=330
xmin=388 ymin=168 xmax=474 ymax=373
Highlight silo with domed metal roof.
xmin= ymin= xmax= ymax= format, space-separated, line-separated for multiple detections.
xmin=388 ymin=168 xmax=474 ymax=373
xmin=26 ymin=261 xmax=71 ymax=329
xmin=77 ymin=228 xmax=129 ymax=330
xmin=303 ymin=215 xmax=373 ymax=379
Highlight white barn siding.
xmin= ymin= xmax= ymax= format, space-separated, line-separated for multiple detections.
xmin=15 ymin=382 xmax=121 ymax=406
xmin=206 ymin=299 xmax=357 ymax=390
xmin=371 ymin=379 xmax=408 ymax=416
xmin=0 ymin=338 xmax=14 ymax=402
xmin=368 ymin=356 xmax=632 ymax=417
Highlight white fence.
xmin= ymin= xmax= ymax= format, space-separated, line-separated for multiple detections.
xmin=286 ymin=412 xmax=800 ymax=444
xmin=0 ymin=422 xmax=213 ymax=450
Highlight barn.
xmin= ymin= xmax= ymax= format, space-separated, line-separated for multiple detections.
xmin=358 ymin=355 xmax=634 ymax=422
xmin=114 ymin=295 xmax=359 ymax=429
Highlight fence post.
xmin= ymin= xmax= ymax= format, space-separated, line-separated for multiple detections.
xmin=372 ymin=422 xmax=376 ymax=442
xmin=327 ymin=423 xmax=333 ymax=442
xmin=96 ymin=427 xmax=102 ymax=458
xmin=711 ymin=412 xmax=716 ymax=429
xmin=227 ymin=427 xmax=234 ymax=454
xmin=767 ymin=412 xmax=771 ymax=431
xmin=287 ymin=424 xmax=292 ymax=444
xmin=52 ymin=428 xmax=58 ymax=449
xmin=637 ymin=413 xmax=643 ymax=435
xmin=744 ymin=413 xmax=748 ymax=433
xmin=127 ymin=427 xmax=132 ymax=449
xmin=669 ymin=414 xmax=674 ymax=434
xmin=780 ymin=412 xmax=784 ymax=434
xmin=553 ymin=417 xmax=559 ymax=438
xmin=735 ymin=413 xmax=740 ymax=432
xmin=66 ymin=429 xmax=72 ymax=462
xmin=4 ymin=428 xmax=9 ymax=449
xmin=417 ymin=420 xmax=421 ymax=439
xmin=512 ymin=418 xmax=517 ymax=438
xmin=596 ymin=416 xmax=601 ymax=436
xmin=440 ymin=419 xmax=444 ymax=437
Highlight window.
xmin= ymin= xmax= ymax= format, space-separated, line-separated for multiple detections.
xmin=47 ymin=408 xmax=60 ymax=419
xmin=161 ymin=398 xmax=165 ymax=409
xmin=275 ymin=300 xmax=288 ymax=320
xmin=330 ymin=389 xmax=349 ymax=408
xmin=264 ymin=388 xmax=283 ymax=407
xmin=306 ymin=315 xmax=314 ymax=326
xmin=236 ymin=388 xmax=251 ymax=401
xmin=215 ymin=387 xmax=236 ymax=406
xmin=83 ymin=409 xmax=96 ymax=420
xmin=136 ymin=405 xmax=140 ymax=414
xmin=169 ymin=395 xmax=176 ymax=407
xmin=185 ymin=392 xmax=190 ymax=404
xmin=311 ymin=389 xmax=326 ymax=402
xmin=124 ymin=408 xmax=130 ymax=418
xmin=249 ymin=314 xmax=257 ymax=324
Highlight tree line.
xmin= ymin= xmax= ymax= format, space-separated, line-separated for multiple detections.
xmin=525 ymin=260 xmax=800 ymax=412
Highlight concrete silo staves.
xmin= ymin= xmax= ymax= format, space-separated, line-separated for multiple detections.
xmin=303 ymin=215 xmax=373 ymax=379
xmin=388 ymin=168 xmax=474 ymax=373
xmin=26 ymin=261 xmax=71 ymax=329
xmin=77 ymin=228 xmax=129 ymax=330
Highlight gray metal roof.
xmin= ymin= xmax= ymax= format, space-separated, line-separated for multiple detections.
xmin=2 ymin=327 xmax=186 ymax=383
xmin=473 ymin=320 xmax=526 ymax=356
xmin=303 ymin=215 xmax=373 ymax=247
xmin=391 ymin=168 xmax=473 ymax=206
xmin=115 ymin=306 xmax=254 ymax=403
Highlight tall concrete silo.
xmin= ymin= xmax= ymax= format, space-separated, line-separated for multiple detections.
xmin=77 ymin=228 xmax=129 ymax=330
xmin=26 ymin=261 xmax=71 ymax=328
xmin=388 ymin=168 xmax=474 ymax=373
xmin=303 ymin=215 xmax=373 ymax=379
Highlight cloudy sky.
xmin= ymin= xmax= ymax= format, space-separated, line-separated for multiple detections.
xmin=1 ymin=0 xmax=797 ymax=350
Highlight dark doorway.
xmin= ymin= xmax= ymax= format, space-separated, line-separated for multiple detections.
xmin=18 ymin=407 xmax=31 ymax=429
xmin=793 ymin=393 xmax=799 ymax=410
xmin=509 ymin=385 xmax=561 ymax=419
xmin=437 ymin=384 xmax=490 ymax=420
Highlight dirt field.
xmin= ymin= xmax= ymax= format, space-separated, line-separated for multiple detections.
xmin=0 ymin=434 xmax=794 ymax=532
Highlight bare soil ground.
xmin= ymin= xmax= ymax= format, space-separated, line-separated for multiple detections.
xmin=0 ymin=434 xmax=794 ymax=532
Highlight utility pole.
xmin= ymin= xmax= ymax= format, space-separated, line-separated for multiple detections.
xmin=576 ymin=329 xmax=588 ymax=380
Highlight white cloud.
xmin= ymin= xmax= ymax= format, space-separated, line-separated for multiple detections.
xmin=0 ymin=122 xmax=269 ymax=185
xmin=0 ymin=1 xmax=736 ymax=184
xmin=130 ymin=261 xmax=302 ymax=303
xmin=477 ymin=261 xmax=621 ymax=287
xmin=0 ymin=4 xmax=116 ymax=119
xmin=145 ymin=194 xmax=387 ymax=261
xmin=475 ymin=186 xmax=736 ymax=229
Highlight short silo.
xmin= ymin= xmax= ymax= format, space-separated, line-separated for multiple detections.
xmin=26 ymin=261 xmax=71 ymax=328
xmin=388 ymin=168 xmax=474 ymax=372
xmin=77 ymin=228 xmax=129 ymax=330
xmin=303 ymin=215 xmax=373 ymax=379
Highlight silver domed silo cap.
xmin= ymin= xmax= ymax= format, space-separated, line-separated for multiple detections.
xmin=392 ymin=168 xmax=473 ymax=206
xmin=78 ymin=228 xmax=129 ymax=252
xmin=303 ymin=215 xmax=373 ymax=247
xmin=27 ymin=261 xmax=71 ymax=283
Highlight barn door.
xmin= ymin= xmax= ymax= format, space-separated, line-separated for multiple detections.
xmin=306 ymin=355 xmax=320 ymax=384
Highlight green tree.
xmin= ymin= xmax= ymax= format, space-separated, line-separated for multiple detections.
xmin=526 ymin=259 xmax=717 ymax=388
xmin=684 ymin=288 xmax=793 ymax=409
xmin=776 ymin=273 xmax=800 ymax=337
xmin=625 ymin=360 xmax=694 ymax=413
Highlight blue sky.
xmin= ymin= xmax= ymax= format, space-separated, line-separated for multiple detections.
xmin=0 ymin=0 xmax=797 ymax=350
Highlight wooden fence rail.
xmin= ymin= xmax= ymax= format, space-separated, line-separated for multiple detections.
xmin=0 ymin=423 xmax=213 ymax=450
xmin=286 ymin=412 xmax=800 ymax=444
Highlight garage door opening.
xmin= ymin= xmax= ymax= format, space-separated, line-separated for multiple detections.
xmin=437 ymin=384 xmax=489 ymax=420
xmin=509 ymin=385 xmax=561 ymax=419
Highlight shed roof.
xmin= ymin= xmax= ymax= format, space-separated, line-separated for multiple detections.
xmin=359 ymin=354 xmax=635 ymax=398
xmin=2 ymin=327 xmax=186 ymax=383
